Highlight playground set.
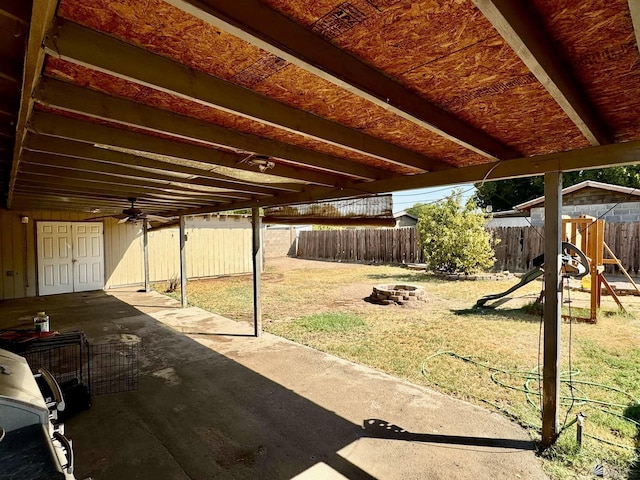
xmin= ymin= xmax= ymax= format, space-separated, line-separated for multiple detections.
xmin=477 ymin=216 xmax=640 ymax=322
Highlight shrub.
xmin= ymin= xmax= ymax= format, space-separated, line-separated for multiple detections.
xmin=166 ymin=274 xmax=180 ymax=293
xmin=415 ymin=191 xmax=498 ymax=274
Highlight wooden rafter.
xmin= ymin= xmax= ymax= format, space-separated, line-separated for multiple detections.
xmin=35 ymin=77 xmax=388 ymax=181
xmin=630 ymin=0 xmax=640 ymax=56
xmin=44 ymin=18 xmax=448 ymax=173
xmin=0 ymin=2 xmax=31 ymax=24
xmin=21 ymin=147 xmax=291 ymax=197
xmin=164 ymin=0 xmax=519 ymax=161
xmin=163 ymin=139 xmax=640 ymax=216
xmin=6 ymin=0 xmax=57 ymax=208
xmin=11 ymin=187 xmax=207 ymax=209
xmin=16 ymin=165 xmax=241 ymax=201
xmin=23 ymin=135 xmax=302 ymax=193
xmin=473 ymin=0 xmax=610 ymax=146
xmin=28 ymin=110 xmax=343 ymax=187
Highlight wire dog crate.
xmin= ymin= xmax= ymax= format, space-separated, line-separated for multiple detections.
xmin=89 ymin=340 xmax=140 ymax=395
xmin=0 ymin=330 xmax=140 ymax=396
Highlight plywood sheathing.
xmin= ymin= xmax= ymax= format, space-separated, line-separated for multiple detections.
xmin=532 ymin=0 xmax=640 ymax=142
xmin=57 ymin=0 xmax=486 ymax=168
xmin=44 ymin=58 xmax=416 ymax=175
xmin=264 ymin=0 xmax=589 ymax=156
xmin=400 ymin=35 xmax=589 ymax=155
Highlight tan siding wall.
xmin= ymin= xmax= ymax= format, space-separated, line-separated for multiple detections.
xmin=148 ymin=227 xmax=180 ymax=282
xmin=0 ymin=211 xmax=256 ymax=299
xmin=0 ymin=210 xmax=88 ymax=299
xmin=103 ymin=219 xmax=144 ymax=288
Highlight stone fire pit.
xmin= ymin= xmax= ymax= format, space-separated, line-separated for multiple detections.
xmin=369 ymin=284 xmax=426 ymax=305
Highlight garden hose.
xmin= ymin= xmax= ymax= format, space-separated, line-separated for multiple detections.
xmin=420 ymin=350 xmax=640 ymax=449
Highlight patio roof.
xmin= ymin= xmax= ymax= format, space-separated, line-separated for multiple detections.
xmin=1 ymin=0 xmax=639 ymax=218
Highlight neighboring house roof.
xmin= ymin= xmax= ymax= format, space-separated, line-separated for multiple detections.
xmin=490 ymin=209 xmax=528 ymax=218
xmin=393 ymin=211 xmax=418 ymax=221
xmin=515 ymin=181 xmax=640 ymax=211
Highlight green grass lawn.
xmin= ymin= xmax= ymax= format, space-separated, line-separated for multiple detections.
xmin=156 ymin=258 xmax=640 ymax=479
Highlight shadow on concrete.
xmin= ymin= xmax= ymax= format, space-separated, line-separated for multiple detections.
xmin=179 ymin=331 xmax=256 ymax=337
xmin=1 ymin=291 xmax=377 ymax=479
xmin=362 ymin=419 xmax=535 ymax=451
xmin=0 ymin=289 xmax=541 ymax=479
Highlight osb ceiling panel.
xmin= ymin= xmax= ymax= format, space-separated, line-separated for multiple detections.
xmin=400 ymin=35 xmax=590 ymax=155
xmin=57 ymin=0 xmax=487 ymax=167
xmin=248 ymin=64 xmax=483 ymax=166
xmin=264 ymin=0 xmax=492 ymax=76
xmin=263 ymin=0 xmax=589 ymax=156
xmin=532 ymin=0 xmax=640 ymax=142
xmin=44 ymin=58 xmax=418 ymax=174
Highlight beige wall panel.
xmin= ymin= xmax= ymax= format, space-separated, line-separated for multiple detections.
xmin=103 ymin=219 xmax=144 ymax=288
xmin=0 ymin=210 xmax=90 ymax=299
xmin=1 ymin=210 xmax=15 ymax=300
xmin=148 ymin=227 xmax=180 ymax=282
xmin=0 ymin=212 xmax=256 ymax=298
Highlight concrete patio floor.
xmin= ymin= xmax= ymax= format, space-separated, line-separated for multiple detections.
xmin=0 ymin=288 xmax=548 ymax=479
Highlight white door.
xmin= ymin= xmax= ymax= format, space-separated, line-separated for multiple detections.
xmin=37 ymin=222 xmax=104 ymax=296
xmin=72 ymin=223 xmax=104 ymax=292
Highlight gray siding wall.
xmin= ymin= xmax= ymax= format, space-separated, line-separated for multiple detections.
xmin=530 ymin=201 xmax=640 ymax=226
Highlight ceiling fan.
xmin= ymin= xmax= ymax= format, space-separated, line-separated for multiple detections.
xmin=88 ymin=198 xmax=175 ymax=225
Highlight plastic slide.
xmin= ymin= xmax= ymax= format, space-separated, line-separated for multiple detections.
xmin=475 ymin=241 xmax=588 ymax=309
xmin=475 ymin=267 xmax=544 ymax=308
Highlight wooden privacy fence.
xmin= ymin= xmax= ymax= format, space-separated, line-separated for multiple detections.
xmin=297 ymin=228 xmax=423 ymax=264
xmin=490 ymin=223 xmax=640 ymax=274
xmin=297 ymin=223 xmax=640 ymax=274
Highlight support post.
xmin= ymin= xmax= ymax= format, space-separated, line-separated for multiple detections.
xmin=180 ymin=215 xmax=187 ymax=308
xmin=143 ymin=219 xmax=150 ymax=292
xmin=541 ymin=171 xmax=562 ymax=448
xmin=252 ymin=208 xmax=262 ymax=337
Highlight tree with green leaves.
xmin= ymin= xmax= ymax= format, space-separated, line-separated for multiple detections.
xmin=474 ymin=166 xmax=640 ymax=212
xmin=415 ymin=191 xmax=498 ymax=274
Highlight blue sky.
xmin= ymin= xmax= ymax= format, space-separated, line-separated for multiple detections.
xmin=391 ymin=184 xmax=475 ymax=213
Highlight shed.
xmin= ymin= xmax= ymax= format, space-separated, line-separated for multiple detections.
xmin=393 ymin=211 xmax=418 ymax=228
xmin=515 ymin=181 xmax=640 ymax=226
xmin=485 ymin=209 xmax=531 ymax=228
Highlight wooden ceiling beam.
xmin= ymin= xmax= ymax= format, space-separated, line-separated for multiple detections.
xmin=6 ymin=0 xmax=57 ymax=208
xmin=29 ymin=110 xmax=343 ymax=188
xmin=165 ymin=0 xmax=518 ymax=161
xmin=0 ymin=97 xmax=16 ymax=119
xmin=13 ymin=185 xmax=226 ymax=213
xmin=0 ymin=2 xmax=31 ymax=24
xmin=36 ymin=77 xmax=390 ymax=181
xmin=0 ymin=62 xmax=21 ymax=86
xmin=165 ymin=140 xmax=640 ymax=216
xmin=21 ymin=149 xmax=278 ymax=197
xmin=23 ymin=134 xmax=302 ymax=193
xmin=18 ymin=164 xmax=242 ymax=200
xmin=629 ymin=0 xmax=640 ymax=56
xmin=44 ymin=18 xmax=447 ymax=172
xmin=0 ymin=122 xmax=13 ymax=139
xmin=12 ymin=184 xmax=205 ymax=207
xmin=473 ymin=0 xmax=610 ymax=146
xmin=9 ymin=192 xmax=204 ymax=214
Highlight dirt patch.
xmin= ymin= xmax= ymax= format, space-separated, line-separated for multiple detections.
xmin=266 ymin=256 xmax=362 ymax=271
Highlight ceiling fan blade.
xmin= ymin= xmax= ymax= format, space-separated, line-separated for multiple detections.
xmin=145 ymin=214 xmax=177 ymax=223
